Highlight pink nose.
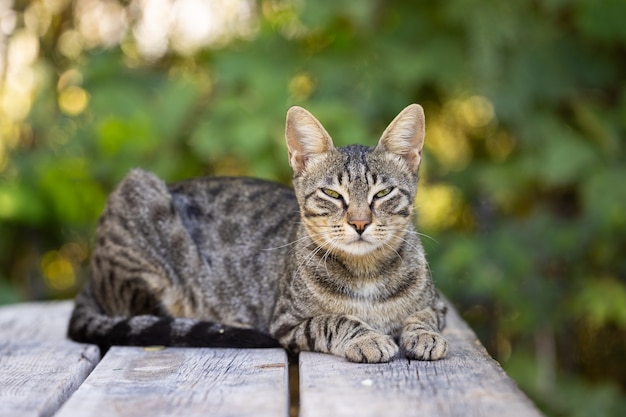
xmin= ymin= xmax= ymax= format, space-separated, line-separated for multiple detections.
xmin=349 ymin=219 xmax=370 ymax=234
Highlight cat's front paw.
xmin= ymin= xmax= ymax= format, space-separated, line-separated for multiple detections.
xmin=344 ymin=332 xmax=399 ymax=363
xmin=401 ymin=331 xmax=448 ymax=361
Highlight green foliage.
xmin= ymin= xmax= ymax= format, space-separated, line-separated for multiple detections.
xmin=0 ymin=1 xmax=624 ymax=415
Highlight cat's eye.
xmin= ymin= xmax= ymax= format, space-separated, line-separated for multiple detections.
xmin=321 ymin=188 xmax=342 ymax=199
xmin=375 ymin=187 xmax=393 ymax=199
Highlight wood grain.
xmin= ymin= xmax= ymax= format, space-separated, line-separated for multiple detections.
xmin=54 ymin=347 xmax=289 ymax=417
xmin=1 ymin=300 xmax=542 ymax=417
xmin=298 ymin=306 xmax=544 ymax=417
xmin=0 ymin=301 xmax=100 ymax=417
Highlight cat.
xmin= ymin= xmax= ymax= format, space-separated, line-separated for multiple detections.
xmin=67 ymin=104 xmax=448 ymax=363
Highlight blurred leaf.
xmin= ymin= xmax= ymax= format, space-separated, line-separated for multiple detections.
xmin=576 ymin=0 xmax=626 ymax=41
xmin=574 ymin=277 xmax=626 ymax=327
xmin=149 ymin=77 xmax=204 ymax=143
xmin=0 ymin=279 xmax=20 ymax=305
xmin=97 ymin=115 xmax=154 ymax=157
xmin=0 ymin=182 xmax=47 ymax=224
xmin=537 ymin=124 xmax=599 ymax=186
xmin=37 ymin=157 xmax=107 ymax=226
xmin=582 ymin=168 xmax=626 ymax=230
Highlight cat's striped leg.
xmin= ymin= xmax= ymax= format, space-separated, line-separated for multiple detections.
xmin=272 ymin=314 xmax=399 ymax=363
xmin=400 ymin=307 xmax=449 ymax=360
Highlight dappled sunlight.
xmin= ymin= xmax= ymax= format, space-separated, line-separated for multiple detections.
xmin=447 ymin=95 xmax=495 ymax=129
xmin=415 ymin=183 xmax=463 ymax=231
xmin=288 ymin=72 xmax=315 ymax=101
xmin=426 ymin=119 xmax=472 ymax=171
xmin=170 ymin=0 xmax=257 ymax=53
xmin=41 ymin=250 xmax=76 ymax=291
xmin=0 ymin=25 xmax=38 ymax=174
xmin=132 ymin=0 xmax=258 ymax=59
xmin=58 ymin=29 xmax=83 ymax=58
xmin=425 ymin=95 xmax=497 ymax=172
xmin=76 ymin=0 xmax=128 ymax=48
xmin=3 ymin=29 xmax=38 ymax=121
xmin=41 ymin=242 xmax=88 ymax=291
xmin=57 ymin=68 xmax=89 ymax=115
xmin=58 ymin=85 xmax=90 ymax=115
xmin=0 ymin=0 xmax=261 ymax=173
xmin=261 ymin=0 xmax=306 ymax=39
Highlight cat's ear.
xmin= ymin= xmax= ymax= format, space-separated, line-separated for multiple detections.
xmin=285 ymin=106 xmax=335 ymax=176
xmin=375 ymin=104 xmax=425 ymax=173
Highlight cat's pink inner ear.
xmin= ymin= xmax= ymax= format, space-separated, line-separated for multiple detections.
xmin=376 ymin=104 xmax=426 ymax=172
xmin=285 ymin=106 xmax=334 ymax=175
xmin=288 ymin=149 xmax=304 ymax=174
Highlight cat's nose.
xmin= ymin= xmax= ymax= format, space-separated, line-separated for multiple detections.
xmin=348 ymin=219 xmax=371 ymax=235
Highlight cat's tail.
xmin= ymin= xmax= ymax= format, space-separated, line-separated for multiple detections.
xmin=67 ymin=284 xmax=280 ymax=350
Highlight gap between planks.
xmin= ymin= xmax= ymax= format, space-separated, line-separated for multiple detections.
xmin=0 ymin=300 xmax=543 ymax=417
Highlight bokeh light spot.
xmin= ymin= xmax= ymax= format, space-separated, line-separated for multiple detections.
xmin=41 ymin=250 xmax=76 ymax=291
xmin=415 ymin=184 xmax=463 ymax=231
xmin=58 ymin=86 xmax=89 ymax=116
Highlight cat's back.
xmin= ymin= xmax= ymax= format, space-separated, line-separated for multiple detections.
xmin=169 ymin=175 xmax=297 ymax=215
xmin=102 ymin=170 xmax=299 ymax=246
xmin=94 ymin=170 xmax=300 ymax=276
xmin=168 ymin=175 xmax=300 ymax=253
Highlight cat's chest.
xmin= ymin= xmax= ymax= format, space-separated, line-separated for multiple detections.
xmin=326 ymin=284 xmax=419 ymax=335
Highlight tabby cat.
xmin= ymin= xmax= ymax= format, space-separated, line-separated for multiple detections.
xmin=68 ymin=104 xmax=448 ymax=363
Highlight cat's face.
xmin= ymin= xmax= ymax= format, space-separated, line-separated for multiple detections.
xmin=285 ymin=104 xmax=425 ymax=257
xmin=296 ymin=145 xmax=417 ymax=256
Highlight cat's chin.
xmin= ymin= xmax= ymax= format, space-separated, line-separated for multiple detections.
xmin=336 ymin=240 xmax=381 ymax=257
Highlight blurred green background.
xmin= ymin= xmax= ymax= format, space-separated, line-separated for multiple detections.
xmin=0 ymin=0 xmax=625 ymax=415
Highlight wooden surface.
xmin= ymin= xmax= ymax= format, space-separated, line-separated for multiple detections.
xmin=0 ymin=300 xmax=543 ymax=417
xmin=55 ymin=347 xmax=289 ymax=417
xmin=0 ymin=302 xmax=100 ymax=417
xmin=298 ymin=306 xmax=543 ymax=417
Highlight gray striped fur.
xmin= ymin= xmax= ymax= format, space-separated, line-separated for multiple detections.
xmin=68 ymin=104 xmax=448 ymax=362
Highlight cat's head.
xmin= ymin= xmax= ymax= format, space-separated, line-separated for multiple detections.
xmin=285 ymin=104 xmax=425 ymax=257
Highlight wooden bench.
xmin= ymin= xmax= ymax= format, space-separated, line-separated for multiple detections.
xmin=0 ymin=301 xmax=543 ymax=417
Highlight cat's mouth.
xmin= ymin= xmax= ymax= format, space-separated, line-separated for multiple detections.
xmin=338 ymin=235 xmax=379 ymax=256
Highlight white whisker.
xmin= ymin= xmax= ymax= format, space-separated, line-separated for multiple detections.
xmin=262 ymin=229 xmax=335 ymax=251
xmin=380 ymin=239 xmax=404 ymax=263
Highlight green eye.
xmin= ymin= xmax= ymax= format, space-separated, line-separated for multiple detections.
xmin=375 ymin=188 xmax=393 ymax=198
xmin=322 ymin=188 xmax=341 ymax=199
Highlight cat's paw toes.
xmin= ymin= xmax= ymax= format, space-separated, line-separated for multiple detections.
xmin=344 ymin=332 xmax=399 ymax=363
xmin=402 ymin=331 xmax=448 ymax=361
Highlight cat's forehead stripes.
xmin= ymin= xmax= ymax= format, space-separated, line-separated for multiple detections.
xmin=339 ymin=145 xmax=370 ymax=183
xmin=367 ymin=172 xmax=379 ymax=186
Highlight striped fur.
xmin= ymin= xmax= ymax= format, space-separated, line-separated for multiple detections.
xmin=68 ymin=104 xmax=448 ymax=362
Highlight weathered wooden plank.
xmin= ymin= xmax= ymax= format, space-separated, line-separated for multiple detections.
xmin=55 ymin=347 xmax=289 ymax=417
xmin=298 ymin=306 xmax=543 ymax=417
xmin=0 ymin=301 xmax=100 ymax=417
